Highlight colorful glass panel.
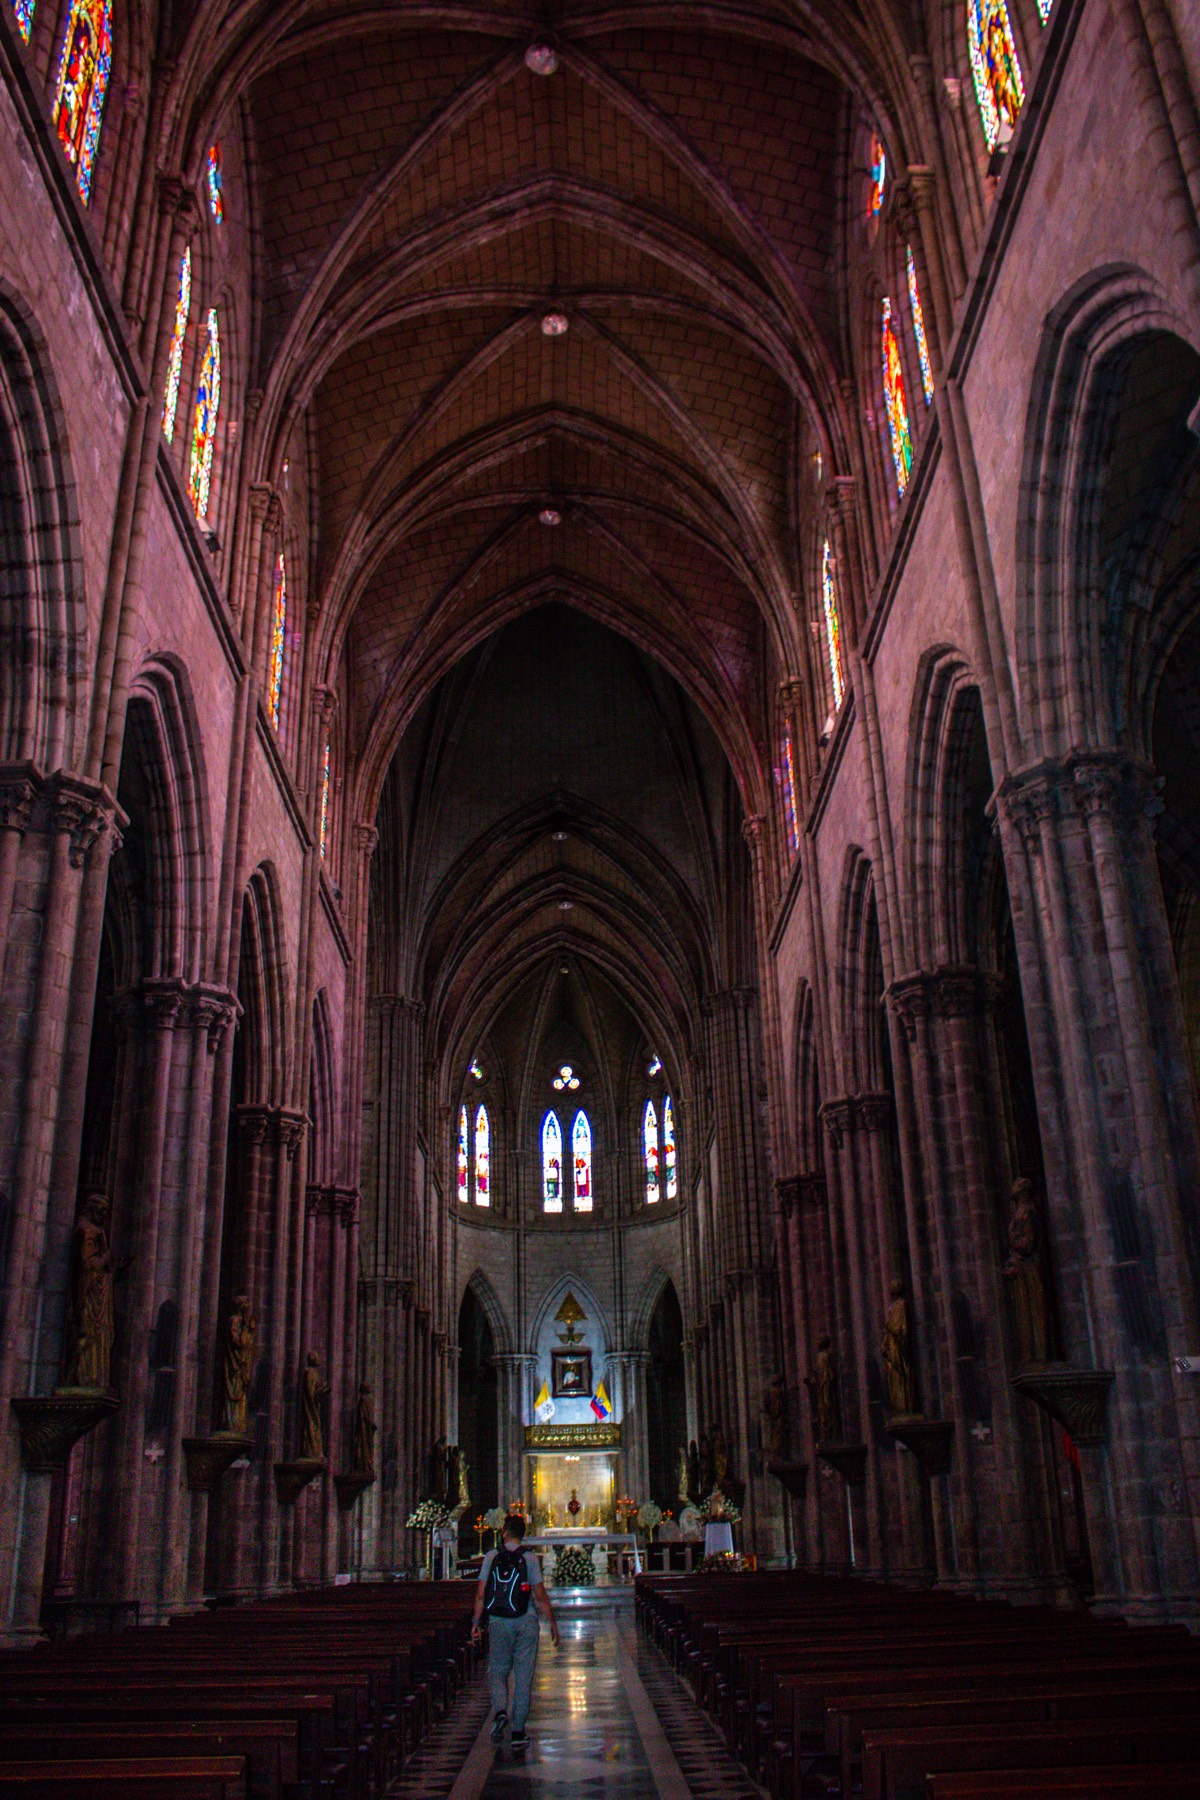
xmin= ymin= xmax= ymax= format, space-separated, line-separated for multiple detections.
xmin=968 ymin=0 xmax=1025 ymax=152
xmin=906 ymin=246 xmax=934 ymax=405
xmin=868 ymin=133 xmax=886 ymax=217
xmin=781 ymin=726 xmax=799 ymax=854
xmin=188 ymin=308 xmax=221 ymax=520
xmin=664 ymin=1095 xmax=677 ymax=1201
xmin=53 ymin=0 xmax=112 ymax=204
xmin=474 ymin=1104 xmax=490 ymax=1206
xmin=13 ymin=0 xmax=34 ymax=43
xmin=643 ymin=1099 xmax=660 ymax=1204
xmin=268 ymin=551 xmax=286 ymax=729
xmin=206 ymin=143 xmax=224 ymax=223
xmin=319 ymin=738 xmax=331 ymax=858
xmin=162 ymin=247 xmax=192 ymax=444
xmin=457 ymin=1106 xmax=469 ymax=1202
xmin=1037 ymin=0 xmax=1052 ymax=18
xmin=881 ymin=298 xmax=914 ymax=496
xmin=821 ymin=539 xmax=846 ymax=710
xmin=542 ymin=1111 xmax=563 ymax=1213
xmin=572 ymin=1110 xmax=592 ymax=1211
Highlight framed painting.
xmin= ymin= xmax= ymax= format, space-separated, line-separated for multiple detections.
xmin=551 ymin=1349 xmax=592 ymax=1398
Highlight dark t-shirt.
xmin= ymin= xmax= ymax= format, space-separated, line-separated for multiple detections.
xmin=480 ymin=1547 xmax=542 ymax=1590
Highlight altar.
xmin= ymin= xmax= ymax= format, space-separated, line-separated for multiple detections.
xmin=525 ymin=1532 xmax=642 ymax=1583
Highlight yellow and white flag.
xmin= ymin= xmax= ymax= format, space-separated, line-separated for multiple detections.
xmin=534 ymin=1378 xmax=555 ymax=1423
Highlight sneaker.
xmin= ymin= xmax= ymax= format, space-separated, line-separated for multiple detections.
xmin=510 ymin=1729 xmax=528 ymax=1751
xmin=490 ymin=1712 xmax=508 ymax=1744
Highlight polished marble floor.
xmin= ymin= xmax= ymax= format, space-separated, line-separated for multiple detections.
xmin=412 ymin=1591 xmax=768 ymax=1800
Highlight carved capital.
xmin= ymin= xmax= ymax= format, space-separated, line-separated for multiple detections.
xmin=0 ymin=764 xmax=39 ymax=834
xmin=237 ymin=1104 xmax=272 ymax=1146
xmin=775 ymin=1175 xmax=800 ymax=1219
xmin=189 ymin=985 xmax=240 ymax=1051
xmin=334 ymin=1186 xmax=361 ymax=1225
xmin=306 ymin=1183 xmax=335 ymax=1218
xmin=741 ymin=812 xmax=765 ymax=851
xmin=820 ymin=1098 xmax=853 ymax=1149
xmin=276 ymin=1110 xmax=308 ymax=1156
xmin=158 ymin=175 xmax=199 ymax=230
xmin=907 ymin=164 xmax=938 ymax=213
xmin=141 ymin=976 xmax=186 ymax=1030
xmin=796 ymin=1170 xmax=828 ymax=1210
xmin=49 ymin=775 xmax=124 ymax=868
xmin=356 ymin=822 xmax=379 ymax=861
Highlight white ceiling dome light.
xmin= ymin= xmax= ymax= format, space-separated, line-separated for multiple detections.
xmin=525 ymin=43 xmax=560 ymax=75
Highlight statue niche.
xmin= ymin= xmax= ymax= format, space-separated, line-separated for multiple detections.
xmin=62 ymin=1192 xmax=115 ymax=1391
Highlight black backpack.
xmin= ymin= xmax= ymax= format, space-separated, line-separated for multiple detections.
xmin=484 ymin=1546 xmax=533 ymax=1618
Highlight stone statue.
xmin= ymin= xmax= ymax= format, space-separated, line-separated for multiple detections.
xmin=220 ymin=1294 xmax=256 ymax=1434
xmin=709 ymin=1421 xmax=729 ymax=1489
xmin=1004 ymin=1177 xmax=1050 ymax=1364
xmin=881 ymin=1280 xmax=918 ymax=1417
xmin=806 ymin=1333 xmax=842 ymax=1443
xmin=760 ymin=1376 xmax=787 ymax=1462
xmin=427 ymin=1434 xmax=448 ymax=1503
xmin=446 ymin=1442 xmax=467 ymax=1509
xmin=352 ymin=1382 xmax=376 ymax=1474
xmin=687 ymin=1438 xmax=701 ymax=1501
xmin=698 ymin=1429 xmax=713 ymax=1495
xmin=300 ymin=1351 xmax=329 ymax=1460
xmin=62 ymin=1193 xmax=115 ymax=1390
xmin=457 ymin=1446 xmax=471 ymax=1509
xmin=676 ymin=1444 xmax=690 ymax=1502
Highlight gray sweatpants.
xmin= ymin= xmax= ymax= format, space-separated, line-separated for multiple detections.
xmin=487 ymin=1611 xmax=541 ymax=1730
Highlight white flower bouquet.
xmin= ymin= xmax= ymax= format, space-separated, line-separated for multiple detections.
xmin=636 ymin=1502 xmax=663 ymax=1533
xmin=551 ymin=1544 xmax=597 ymax=1587
xmin=407 ymin=1499 xmax=453 ymax=1531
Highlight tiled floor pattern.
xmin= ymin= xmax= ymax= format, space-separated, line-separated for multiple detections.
xmin=390 ymin=1590 xmax=769 ymax=1798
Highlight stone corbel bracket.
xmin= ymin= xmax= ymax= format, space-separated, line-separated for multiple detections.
xmin=11 ymin=1390 xmax=119 ymax=1473
xmin=274 ymin=1459 xmax=327 ymax=1506
xmin=182 ymin=1433 xmax=254 ymax=1492
xmin=768 ymin=1460 xmax=809 ymax=1501
xmin=333 ymin=1471 xmax=375 ymax=1511
xmin=1011 ymin=1365 xmax=1115 ymax=1446
xmin=815 ymin=1439 xmax=867 ymax=1485
xmin=885 ymin=1415 xmax=955 ymax=1475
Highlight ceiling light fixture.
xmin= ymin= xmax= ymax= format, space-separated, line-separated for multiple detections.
xmin=525 ymin=43 xmax=559 ymax=75
xmin=539 ymin=508 xmax=562 ymax=527
xmin=541 ymin=311 xmax=569 ymax=337
xmin=558 ymin=899 xmax=573 ymax=911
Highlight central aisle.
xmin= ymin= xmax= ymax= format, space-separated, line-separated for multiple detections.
xmin=443 ymin=1591 xmax=766 ymax=1800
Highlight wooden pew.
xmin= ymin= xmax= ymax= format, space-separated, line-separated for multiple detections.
xmin=863 ymin=1716 xmax=1199 ymax=1800
xmin=0 ymin=1721 xmax=291 ymax=1800
xmin=927 ymin=1767 xmax=1200 ymax=1798
xmin=0 ymin=1755 xmax=246 ymax=1797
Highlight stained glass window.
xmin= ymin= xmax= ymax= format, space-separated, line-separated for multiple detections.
xmin=1036 ymin=0 xmax=1052 ymax=18
xmin=643 ymin=1099 xmax=660 ymax=1205
xmin=319 ymin=738 xmax=331 ymax=858
xmin=457 ymin=1107 xmax=469 ymax=1202
xmin=474 ymin=1104 xmax=490 ymax=1206
xmin=572 ymin=1111 xmax=592 ymax=1211
xmin=542 ymin=1111 xmax=563 ymax=1213
xmin=162 ymin=248 xmax=191 ymax=444
xmin=868 ymin=133 xmax=886 ymax=218
xmin=881 ymin=298 xmax=914 ymax=497
xmin=906 ymin=246 xmax=934 ymax=406
xmin=206 ymin=143 xmax=224 ymax=224
xmin=968 ymin=0 xmax=1025 ymax=152
xmin=54 ymin=0 xmax=112 ymax=204
xmin=781 ymin=726 xmax=799 ymax=854
xmin=664 ymin=1095 xmax=677 ymax=1201
xmin=821 ymin=539 xmax=846 ymax=710
xmin=13 ymin=0 xmax=34 ymax=43
xmin=188 ymin=308 xmax=221 ymax=520
xmin=268 ymin=551 xmax=286 ymax=730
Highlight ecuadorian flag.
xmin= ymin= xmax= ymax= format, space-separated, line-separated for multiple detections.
xmin=590 ymin=1380 xmax=612 ymax=1422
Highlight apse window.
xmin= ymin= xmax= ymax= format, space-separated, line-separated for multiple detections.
xmin=458 ymin=1102 xmax=491 ymax=1205
xmin=571 ymin=1110 xmax=592 ymax=1212
xmin=542 ymin=1110 xmax=564 ymax=1212
xmin=642 ymin=1087 xmax=678 ymax=1204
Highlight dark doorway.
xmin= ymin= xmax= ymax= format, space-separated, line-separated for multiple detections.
xmin=646 ymin=1280 xmax=687 ymax=1511
xmin=457 ymin=1287 xmax=498 ymax=1546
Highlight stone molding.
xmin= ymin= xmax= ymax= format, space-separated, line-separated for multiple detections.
xmin=820 ymin=1092 xmax=894 ymax=1147
xmin=0 ymin=766 xmax=127 ymax=865
xmin=236 ymin=1104 xmax=309 ymax=1153
xmin=999 ymin=751 xmax=1160 ymax=852
xmin=886 ymin=966 xmax=1003 ymax=1037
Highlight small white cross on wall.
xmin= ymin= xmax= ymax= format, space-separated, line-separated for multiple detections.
xmin=970 ymin=1422 xmax=992 ymax=1443
xmin=144 ymin=1443 xmax=165 ymax=1463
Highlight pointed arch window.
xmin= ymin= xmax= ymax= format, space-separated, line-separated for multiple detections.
xmin=206 ymin=143 xmax=224 ymax=224
xmin=571 ymin=1111 xmax=592 ymax=1212
xmin=542 ymin=1111 xmax=563 ymax=1213
xmin=821 ymin=540 xmax=846 ymax=710
xmin=968 ymin=0 xmax=1025 ymax=152
xmin=474 ymin=1105 xmax=490 ymax=1206
xmin=268 ymin=551 xmax=287 ymax=730
xmin=781 ymin=726 xmax=799 ymax=854
xmin=318 ymin=738 xmax=332 ymax=858
xmin=906 ymin=246 xmax=934 ymax=406
xmin=868 ymin=133 xmax=886 ymax=218
xmin=162 ymin=247 xmax=192 ymax=444
xmin=12 ymin=0 xmax=34 ymax=44
xmin=53 ymin=0 xmax=112 ymax=204
xmin=643 ymin=1099 xmax=660 ymax=1204
xmin=1036 ymin=0 xmax=1052 ymax=18
xmin=881 ymin=298 xmax=913 ymax=496
xmin=664 ymin=1095 xmax=677 ymax=1201
xmin=188 ymin=308 xmax=221 ymax=520
xmin=457 ymin=1106 xmax=469 ymax=1202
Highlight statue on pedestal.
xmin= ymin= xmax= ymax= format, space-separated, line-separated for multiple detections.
xmin=1004 ymin=1177 xmax=1050 ymax=1364
xmin=698 ymin=1429 xmax=713 ymax=1495
xmin=676 ymin=1444 xmax=690 ymax=1504
xmin=427 ymin=1434 xmax=448 ymax=1503
xmin=687 ymin=1438 xmax=701 ymax=1501
xmin=881 ymin=1280 xmax=918 ymax=1417
xmin=220 ymin=1294 xmax=256 ymax=1434
xmin=709 ymin=1421 xmax=729 ymax=1489
xmin=806 ymin=1333 xmax=842 ymax=1442
xmin=62 ymin=1193 xmax=114 ymax=1391
xmin=760 ymin=1376 xmax=787 ymax=1461
xmin=299 ymin=1351 xmax=329 ymax=1460
xmin=352 ymin=1382 xmax=376 ymax=1474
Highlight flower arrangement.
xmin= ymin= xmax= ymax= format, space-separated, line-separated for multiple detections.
xmin=483 ymin=1506 xmax=506 ymax=1532
xmin=700 ymin=1489 xmax=742 ymax=1525
xmin=697 ymin=1550 xmax=747 ymax=1573
xmin=551 ymin=1543 xmax=597 ymax=1587
xmin=636 ymin=1502 xmax=662 ymax=1534
xmin=407 ymin=1499 xmax=453 ymax=1531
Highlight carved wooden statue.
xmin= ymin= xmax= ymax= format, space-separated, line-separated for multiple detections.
xmin=760 ymin=1375 xmax=787 ymax=1461
xmin=806 ymin=1333 xmax=842 ymax=1442
xmin=676 ymin=1444 xmax=691 ymax=1502
xmin=1004 ymin=1176 xmax=1050 ymax=1364
xmin=62 ymin=1193 xmax=115 ymax=1391
xmin=299 ymin=1351 xmax=329 ymax=1460
xmin=709 ymin=1421 xmax=729 ymax=1489
xmin=881 ymin=1280 xmax=918 ymax=1417
xmin=427 ymin=1434 xmax=448 ymax=1503
xmin=352 ymin=1381 xmax=376 ymax=1474
xmin=220 ymin=1294 xmax=256 ymax=1435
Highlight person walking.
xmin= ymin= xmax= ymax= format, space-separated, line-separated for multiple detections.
xmin=472 ymin=1514 xmax=560 ymax=1751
